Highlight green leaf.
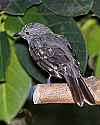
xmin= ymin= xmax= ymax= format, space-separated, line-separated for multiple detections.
xmin=15 ymin=41 xmax=47 ymax=83
xmin=42 ymin=0 xmax=93 ymax=17
xmin=0 ymin=0 xmax=41 ymax=15
xmin=0 ymin=39 xmax=30 ymax=123
xmin=96 ymin=53 xmax=100 ymax=77
xmin=5 ymin=7 xmax=47 ymax=35
xmin=0 ymin=32 xmax=10 ymax=82
xmin=81 ymin=19 xmax=100 ymax=76
xmin=81 ymin=19 xmax=100 ymax=56
xmin=92 ymin=0 xmax=100 ymax=18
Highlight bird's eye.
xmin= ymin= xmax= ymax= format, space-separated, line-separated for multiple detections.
xmin=26 ymin=32 xmax=30 ymax=35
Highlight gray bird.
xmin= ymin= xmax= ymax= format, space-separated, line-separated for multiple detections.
xmin=14 ymin=23 xmax=95 ymax=107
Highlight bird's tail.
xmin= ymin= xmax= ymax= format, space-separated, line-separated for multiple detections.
xmin=64 ymin=70 xmax=95 ymax=107
xmin=78 ymin=75 xmax=95 ymax=105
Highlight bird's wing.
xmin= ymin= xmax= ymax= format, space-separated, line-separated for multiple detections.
xmin=45 ymin=45 xmax=85 ymax=106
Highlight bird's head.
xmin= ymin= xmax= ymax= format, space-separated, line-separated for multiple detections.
xmin=13 ymin=23 xmax=53 ymax=41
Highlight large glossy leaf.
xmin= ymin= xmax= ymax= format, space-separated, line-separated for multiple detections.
xmin=0 ymin=39 xmax=30 ymax=123
xmin=15 ymin=41 xmax=47 ymax=83
xmin=96 ymin=53 xmax=100 ymax=77
xmin=81 ymin=19 xmax=100 ymax=56
xmin=42 ymin=0 xmax=93 ymax=17
xmin=5 ymin=7 xmax=47 ymax=35
xmin=0 ymin=0 xmax=41 ymax=15
xmin=0 ymin=32 xmax=10 ymax=82
xmin=81 ymin=19 xmax=100 ymax=76
xmin=92 ymin=0 xmax=100 ymax=18
xmin=5 ymin=6 xmax=87 ymax=83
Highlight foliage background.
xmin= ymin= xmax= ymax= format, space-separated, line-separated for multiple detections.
xmin=0 ymin=0 xmax=100 ymax=124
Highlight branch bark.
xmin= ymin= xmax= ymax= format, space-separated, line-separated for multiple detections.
xmin=33 ymin=76 xmax=100 ymax=105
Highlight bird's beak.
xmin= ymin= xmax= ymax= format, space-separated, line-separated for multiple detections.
xmin=13 ymin=32 xmax=21 ymax=37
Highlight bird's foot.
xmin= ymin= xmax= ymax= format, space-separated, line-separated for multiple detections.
xmin=47 ymin=75 xmax=52 ymax=86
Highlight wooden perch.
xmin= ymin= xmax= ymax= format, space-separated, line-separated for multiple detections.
xmin=33 ymin=76 xmax=100 ymax=105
